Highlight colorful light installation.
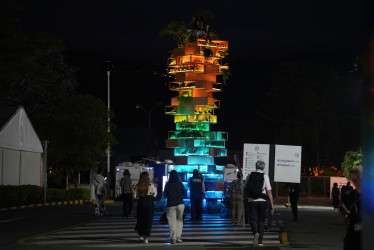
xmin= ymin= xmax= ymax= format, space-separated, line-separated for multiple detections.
xmin=165 ymin=37 xmax=229 ymax=199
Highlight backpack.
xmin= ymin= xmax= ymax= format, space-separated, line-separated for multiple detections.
xmin=246 ymin=172 xmax=267 ymax=199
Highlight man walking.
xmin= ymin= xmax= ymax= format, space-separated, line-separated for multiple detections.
xmin=188 ymin=169 xmax=204 ymax=220
xmin=245 ymin=161 xmax=274 ymax=246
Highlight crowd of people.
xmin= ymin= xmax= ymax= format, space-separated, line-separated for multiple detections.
xmin=92 ymin=161 xmax=362 ymax=248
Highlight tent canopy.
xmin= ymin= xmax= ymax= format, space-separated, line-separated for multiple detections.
xmin=0 ymin=106 xmax=43 ymax=153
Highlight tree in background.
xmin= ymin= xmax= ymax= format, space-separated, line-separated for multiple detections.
xmin=0 ymin=0 xmax=76 ymax=131
xmin=254 ymin=62 xmax=361 ymax=169
xmin=341 ymin=149 xmax=362 ymax=178
xmin=46 ymin=95 xmax=117 ymax=188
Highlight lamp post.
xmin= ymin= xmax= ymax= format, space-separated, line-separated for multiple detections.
xmin=136 ymin=102 xmax=163 ymax=128
xmin=107 ymin=69 xmax=110 ymax=178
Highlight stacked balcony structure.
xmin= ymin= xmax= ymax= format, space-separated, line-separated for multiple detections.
xmin=165 ymin=37 xmax=229 ymax=201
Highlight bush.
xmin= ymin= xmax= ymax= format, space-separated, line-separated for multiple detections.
xmin=0 ymin=185 xmax=90 ymax=208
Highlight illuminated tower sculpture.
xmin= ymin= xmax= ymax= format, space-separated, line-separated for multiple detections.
xmin=165 ymin=27 xmax=229 ymax=201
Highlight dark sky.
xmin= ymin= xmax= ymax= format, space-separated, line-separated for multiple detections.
xmin=17 ymin=0 xmax=368 ymax=150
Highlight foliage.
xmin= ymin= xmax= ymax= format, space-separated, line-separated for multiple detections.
xmin=45 ymin=95 xmax=117 ymax=187
xmin=221 ymin=68 xmax=231 ymax=85
xmin=253 ymin=62 xmax=361 ymax=167
xmin=160 ymin=11 xmax=218 ymax=46
xmin=203 ymin=47 xmax=213 ymax=58
xmin=341 ymin=149 xmax=362 ymax=177
xmin=160 ymin=21 xmax=189 ymax=47
xmin=0 ymin=185 xmax=89 ymax=208
xmin=0 ymin=0 xmax=77 ymax=132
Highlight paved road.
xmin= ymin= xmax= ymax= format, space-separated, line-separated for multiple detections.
xmin=0 ymin=199 xmax=348 ymax=250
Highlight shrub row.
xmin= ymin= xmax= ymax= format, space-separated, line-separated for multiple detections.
xmin=0 ymin=185 xmax=90 ymax=208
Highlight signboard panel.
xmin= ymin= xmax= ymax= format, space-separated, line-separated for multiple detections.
xmin=243 ymin=143 xmax=270 ymax=179
xmin=224 ymin=164 xmax=238 ymax=183
xmin=274 ymin=145 xmax=302 ymax=183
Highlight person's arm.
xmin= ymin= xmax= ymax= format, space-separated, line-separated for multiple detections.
xmin=267 ymin=190 xmax=274 ymax=215
xmin=133 ymin=185 xmax=138 ymax=199
xmin=152 ymin=184 xmax=157 ymax=198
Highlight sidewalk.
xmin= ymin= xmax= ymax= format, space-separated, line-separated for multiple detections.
xmin=274 ymin=197 xmax=347 ymax=250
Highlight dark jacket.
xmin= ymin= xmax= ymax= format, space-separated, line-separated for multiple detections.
xmin=188 ymin=176 xmax=203 ymax=195
xmin=164 ymin=181 xmax=185 ymax=207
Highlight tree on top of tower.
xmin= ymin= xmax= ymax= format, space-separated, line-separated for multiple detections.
xmin=160 ymin=11 xmax=219 ymax=47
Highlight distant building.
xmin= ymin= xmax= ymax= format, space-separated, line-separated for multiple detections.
xmin=0 ymin=106 xmax=43 ymax=186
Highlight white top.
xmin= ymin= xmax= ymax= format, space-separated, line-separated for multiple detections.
xmin=133 ymin=183 xmax=157 ymax=199
xmin=93 ymin=173 xmax=106 ymax=195
xmin=245 ymin=169 xmax=272 ymax=202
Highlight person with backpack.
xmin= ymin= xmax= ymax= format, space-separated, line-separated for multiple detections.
xmin=120 ymin=169 xmax=133 ymax=218
xmin=245 ymin=160 xmax=274 ymax=247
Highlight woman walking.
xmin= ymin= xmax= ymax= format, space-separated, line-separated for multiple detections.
xmin=120 ymin=169 xmax=133 ymax=218
xmin=164 ymin=170 xmax=186 ymax=244
xmin=133 ymin=171 xmax=157 ymax=243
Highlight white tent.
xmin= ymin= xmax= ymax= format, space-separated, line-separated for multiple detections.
xmin=0 ymin=106 xmax=43 ymax=186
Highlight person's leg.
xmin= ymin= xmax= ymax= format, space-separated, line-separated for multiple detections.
xmin=230 ymin=195 xmax=237 ymax=223
xmin=197 ymin=196 xmax=203 ymax=220
xmin=290 ymin=197 xmax=298 ymax=221
xmin=236 ymin=194 xmax=243 ymax=224
xmin=176 ymin=204 xmax=185 ymax=241
xmin=167 ymin=206 xmax=177 ymax=241
xmin=257 ymin=201 xmax=267 ymax=243
xmin=248 ymin=202 xmax=258 ymax=234
xmin=123 ymin=194 xmax=128 ymax=217
xmin=190 ymin=195 xmax=196 ymax=220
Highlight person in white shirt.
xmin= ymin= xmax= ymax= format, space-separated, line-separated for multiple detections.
xmin=245 ymin=161 xmax=274 ymax=246
xmin=133 ymin=171 xmax=157 ymax=244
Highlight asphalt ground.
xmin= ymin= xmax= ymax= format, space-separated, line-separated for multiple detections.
xmin=1 ymin=197 xmax=348 ymax=250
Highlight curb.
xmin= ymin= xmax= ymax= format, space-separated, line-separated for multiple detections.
xmin=0 ymin=200 xmax=114 ymax=212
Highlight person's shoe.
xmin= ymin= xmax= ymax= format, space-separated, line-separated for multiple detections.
xmin=171 ymin=239 xmax=176 ymax=244
xmin=253 ymin=233 xmax=259 ymax=246
xmin=138 ymin=236 xmax=144 ymax=243
xmin=176 ymin=238 xmax=182 ymax=243
xmin=258 ymin=238 xmax=263 ymax=246
xmin=144 ymin=238 xmax=148 ymax=244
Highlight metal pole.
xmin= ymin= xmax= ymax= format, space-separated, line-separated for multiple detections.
xmin=148 ymin=112 xmax=151 ymax=128
xmin=107 ymin=70 xmax=110 ymax=176
xmin=43 ymin=140 xmax=48 ymax=204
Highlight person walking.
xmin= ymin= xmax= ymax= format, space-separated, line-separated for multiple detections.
xmin=120 ymin=169 xmax=133 ymax=218
xmin=228 ymin=171 xmax=243 ymax=224
xmin=331 ymin=182 xmax=340 ymax=210
xmin=133 ymin=171 xmax=157 ymax=244
xmin=245 ymin=161 xmax=274 ymax=247
xmin=285 ymin=183 xmax=299 ymax=221
xmin=342 ymin=166 xmax=362 ymax=250
xmin=164 ymin=170 xmax=186 ymax=244
xmin=93 ymin=168 xmax=107 ymax=216
xmin=188 ymin=169 xmax=204 ymax=221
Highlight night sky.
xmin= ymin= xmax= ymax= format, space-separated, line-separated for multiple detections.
xmin=17 ymin=0 xmax=368 ymax=150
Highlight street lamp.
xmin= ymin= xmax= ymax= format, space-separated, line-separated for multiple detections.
xmin=136 ymin=102 xmax=163 ymax=128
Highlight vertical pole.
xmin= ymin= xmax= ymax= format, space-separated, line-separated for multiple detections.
xmin=148 ymin=112 xmax=151 ymax=128
xmin=107 ymin=70 xmax=111 ymax=188
xmin=43 ymin=140 xmax=48 ymax=204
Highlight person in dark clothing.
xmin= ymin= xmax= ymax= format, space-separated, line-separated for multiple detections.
xmin=342 ymin=166 xmax=362 ymax=250
xmin=133 ymin=171 xmax=157 ymax=244
xmin=120 ymin=169 xmax=133 ymax=218
xmin=164 ymin=170 xmax=186 ymax=244
xmin=285 ymin=183 xmax=299 ymax=221
xmin=188 ymin=169 xmax=204 ymax=220
xmin=331 ymin=182 xmax=340 ymax=210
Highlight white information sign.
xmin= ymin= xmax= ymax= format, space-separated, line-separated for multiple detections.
xmin=243 ymin=143 xmax=270 ymax=179
xmin=224 ymin=164 xmax=238 ymax=183
xmin=274 ymin=145 xmax=302 ymax=183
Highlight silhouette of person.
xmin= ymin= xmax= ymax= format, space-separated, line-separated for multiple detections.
xmin=341 ymin=166 xmax=362 ymax=250
xmin=331 ymin=182 xmax=340 ymax=210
